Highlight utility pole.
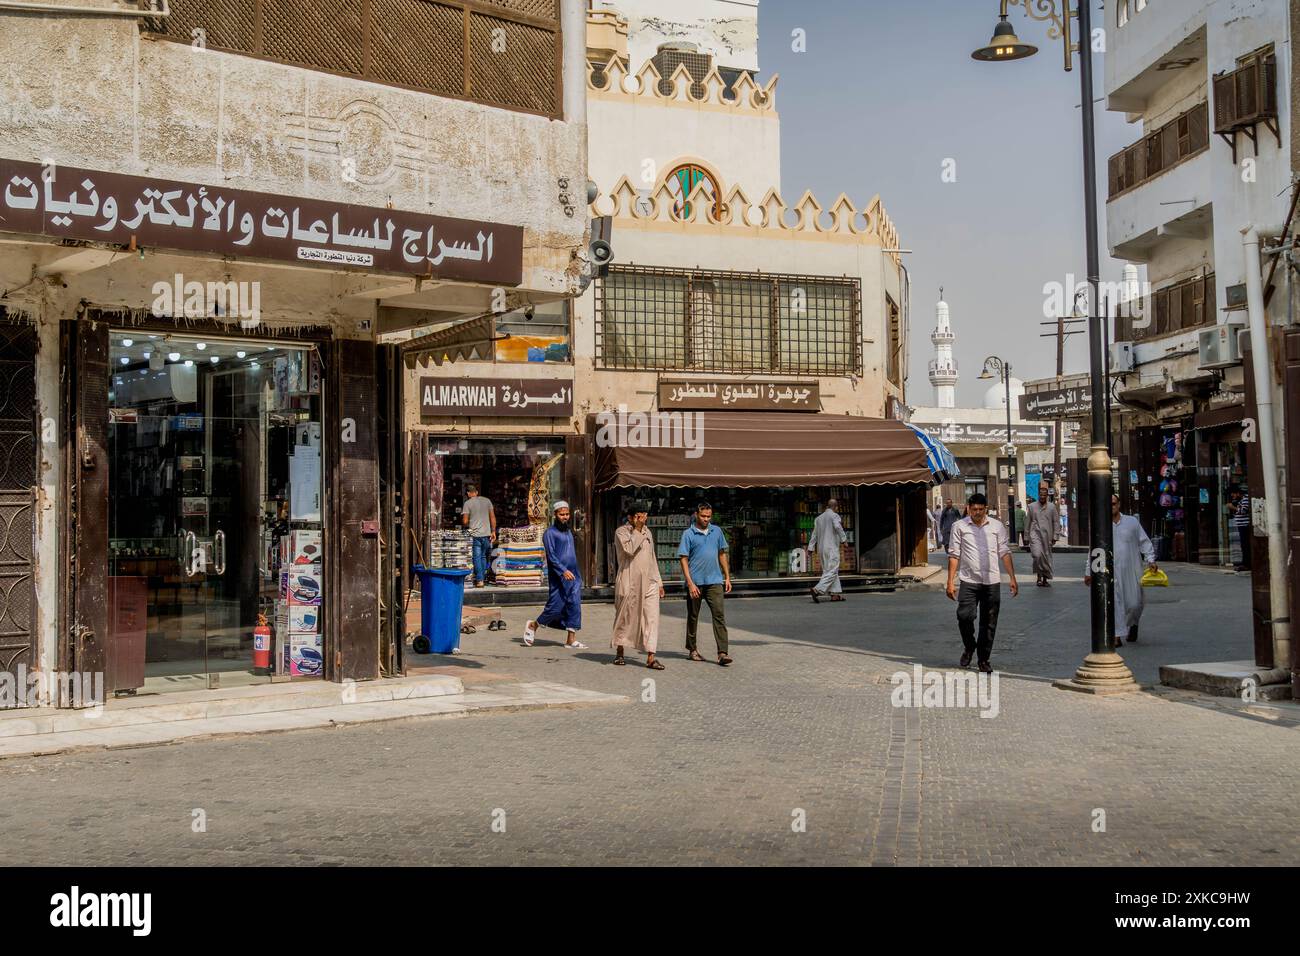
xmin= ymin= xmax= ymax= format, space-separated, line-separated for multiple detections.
xmin=1040 ymin=309 xmax=1084 ymax=506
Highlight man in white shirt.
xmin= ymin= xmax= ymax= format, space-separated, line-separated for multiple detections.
xmin=945 ymin=493 xmax=1018 ymax=672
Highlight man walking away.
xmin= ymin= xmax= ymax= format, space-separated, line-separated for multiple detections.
xmin=1085 ymin=494 xmax=1156 ymax=645
xmin=678 ymin=502 xmax=733 ymax=666
xmin=808 ymin=497 xmax=848 ymax=603
xmin=939 ymin=498 xmax=962 ymax=552
xmin=1026 ymin=494 xmax=1059 ymax=587
xmin=1014 ymin=501 xmax=1028 ymax=548
xmin=461 ymin=484 xmax=496 ymax=588
xmin=946 ymin=493 xmax=1018 ymax=672
xmin=524 ymin=501 xmax=586 ymax=649
xmin=612 ymin=501 xmax=665 ymax=669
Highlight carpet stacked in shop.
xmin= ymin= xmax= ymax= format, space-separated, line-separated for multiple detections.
xmin=494 ymin=542 xmax=545 ymax=588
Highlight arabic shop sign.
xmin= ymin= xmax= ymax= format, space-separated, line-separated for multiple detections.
xmin=0 ymin=159 xmax=523 ymax=284
xmin=657 ymin=379 xmax=821 ymax=412
xmin=914 ymin=422 xmax=1053 ymax=446
xmin=419 ymin=377 xmax=573 ymax=419
xmin=1019 ymin=384 xmax=1093 ymax=421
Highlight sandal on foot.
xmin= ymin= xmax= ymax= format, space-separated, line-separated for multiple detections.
xmin=718 ymin=655 xmax=733 ymax=667
xmin=565 ymin=640 xmax=589 ymax=650
xmin=646 ymin=658 xmax=665 ymax=670
xmin=613 ymin=655 xmax=627 ymax=666
xmin=688 ymin=651 xmax=706 ymax=662
xmin=809 ymin=587 xmax=820 ymax=604
xmin=522 ymin=622 xmax=536 ymax=646
xmin=829 ymin=595 xmax=845 ymax=602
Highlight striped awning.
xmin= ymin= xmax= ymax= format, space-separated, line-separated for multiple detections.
xmin=905 ymin=424 xmax=962 ymax=483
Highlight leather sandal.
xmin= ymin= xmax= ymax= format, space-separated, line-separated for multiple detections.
xmin=688 ymin=650 xmax=706 ymax=662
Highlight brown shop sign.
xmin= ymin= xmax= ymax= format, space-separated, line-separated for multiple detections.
xmin=657 ymin=380 xmax=821 ymax=411
xmin=0 ymin=159 xmax=523 ymax=284
xmin=420 ymin=378 xmax=574 ymax=419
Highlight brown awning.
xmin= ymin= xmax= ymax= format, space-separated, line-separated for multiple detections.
xmin=1193 ymin=403 xmax=1247 ymax=431
xmin=592 ymin=412 xmax=934 ymax=490
xmin=402 ymin=314 xmax=495 ymax=368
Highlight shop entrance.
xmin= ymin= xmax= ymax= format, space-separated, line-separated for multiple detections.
xmin=107 ymin=334 xmax=324 ymax=693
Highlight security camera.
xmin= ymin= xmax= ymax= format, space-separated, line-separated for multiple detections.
xmin=524 ymin=306 xmax=535 ymax=321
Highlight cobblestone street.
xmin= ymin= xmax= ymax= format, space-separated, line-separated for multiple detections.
xmin=1 ymin=554 xmax=1293 ymax=866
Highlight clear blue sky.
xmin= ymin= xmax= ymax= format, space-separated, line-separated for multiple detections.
xmin=759 ymin=0 xmax=1132 ymax=406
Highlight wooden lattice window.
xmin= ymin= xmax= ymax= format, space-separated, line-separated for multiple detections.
xmin=146 ymin=0 xmax=563 ymax=118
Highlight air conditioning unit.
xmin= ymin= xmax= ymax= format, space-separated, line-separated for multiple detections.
xmin=652 ymin=43 xmax=712 ymax=99
xmin=1198 ymin=323 xmax=1246 ymax=369
xmin=1110 ymin=341 xmax=1136 ymax=373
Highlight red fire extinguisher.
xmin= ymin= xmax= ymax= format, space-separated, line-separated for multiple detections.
xmin=253 ymin=614 xmax=272 ymax=674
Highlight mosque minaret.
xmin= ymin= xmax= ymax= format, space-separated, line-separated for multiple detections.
xmin=928 ymin=288 xmax=958 ymax=409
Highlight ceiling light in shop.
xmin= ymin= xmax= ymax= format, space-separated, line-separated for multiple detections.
xmin=251 ymin=362 xmax=260 ymax=369
xmin=458 ymin=439 xmax=468 ymax=450
xmin=516 ymin=440 xmax=527 ymax=452
xmin=121 ymin=338 xmax=133 ymax=347
xmin=210 ymin=356 xmax=219 ymax=364
xmin=119 ymin=356 xmax=129 ymax=365
xmin=236 ymin=351 xmax=246 ymax=359
xmin=168 ymin=352 xmax=181 ymax=362
xmin=196 ymin=342 xmax=207 ymax=350
xmin=184 ymin=360 xmax=194 ymax=368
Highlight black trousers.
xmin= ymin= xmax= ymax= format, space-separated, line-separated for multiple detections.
xmin=956 ymin=582 xmax=1001 ymax=663
xmin=1237 ymin=526 xmax=1252 ymax=569
xmin=685 ymin=584 xmax=728 ymax=655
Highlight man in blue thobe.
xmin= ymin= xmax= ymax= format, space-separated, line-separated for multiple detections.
xmin=524 ymin=501 xmax=586 ymax=648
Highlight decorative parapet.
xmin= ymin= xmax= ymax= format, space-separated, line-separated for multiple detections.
xmin=590 ymin=178 xmax=901 ymax=262
xmin=587 ymin=55 xmax=779 ymax=114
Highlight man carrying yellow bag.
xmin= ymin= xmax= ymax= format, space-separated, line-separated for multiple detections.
xmin=1084 ymin=494 xmax=1158 ymax=645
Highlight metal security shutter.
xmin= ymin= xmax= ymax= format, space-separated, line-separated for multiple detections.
xmin=325 ymin=339 xmax=380 ymax=683
xmin=60 ymin=320 xmax=110 ymax=701
xmin=0 ymin=322 xmax=37 ymax=705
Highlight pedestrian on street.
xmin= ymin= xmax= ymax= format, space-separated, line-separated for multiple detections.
xmin=678 ymin=502 xmax=733 ymax=666
xmin=930 ymin=501 xmax=944 ymax=549
xmin=1084 ymin=494 xmax=1156 ymax=645
xmin=461 ymin=484 xmax=496 ymax=588
xmin=612 ymin=500 xmax=665 ymax=669
xmin=946 ymin=493 xmax=1018 ymax=672
xmin=938 ymin=498 xmax=962 ymax=551
xmin=1231 ymin=487 xmax=1252 ymax=572
xmin=524 ymin=501 xmax=586 ymax=649
xmin=1014 ymin=501 xmax=1028 ymax=548
xmin=808 ymin=497 xmax=848 ymax=603
xmin=1026 ymin=494 xmax=1059 ymax=587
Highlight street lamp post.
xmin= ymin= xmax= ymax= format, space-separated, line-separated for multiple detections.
xmin=973 ymin=0 xmax=1137 ymax=694
xmin=979 ymin=356 xmax=1017 ymax=546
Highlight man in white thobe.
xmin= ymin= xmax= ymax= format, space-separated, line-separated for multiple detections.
xmin=808 ymin=498 xmax=848 ymax=602
xmin=1085 ymin=495 xmax=1157 ymax=645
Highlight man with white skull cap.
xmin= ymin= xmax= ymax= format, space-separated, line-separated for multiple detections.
xmin=524 ymin=500 xmax=585 ymax=648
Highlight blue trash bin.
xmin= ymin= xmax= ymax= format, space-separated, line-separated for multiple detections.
xmin=412 ymin=565 xmax=474 ymax=654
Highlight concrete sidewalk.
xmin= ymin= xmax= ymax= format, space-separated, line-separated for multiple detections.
xmin=0 ymin=674 xmax=625 ymax=760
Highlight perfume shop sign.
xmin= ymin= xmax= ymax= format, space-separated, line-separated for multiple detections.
xmin=657 ymin=379 xmax=821 ymax=411
xmin=419 ymin=377 xmax=574 ymax=419
xmin=0 ymin=159 xmax=524 ymax=283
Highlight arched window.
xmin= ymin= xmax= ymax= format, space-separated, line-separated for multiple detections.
xmin=665 ymin=163 xmax=724 ymax=221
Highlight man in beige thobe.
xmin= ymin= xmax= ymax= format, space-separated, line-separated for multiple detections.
xmin=1027 ymin=495 xmax=1060 ymax=587
xmin=612 ymin=501 xmax=665 ymax=669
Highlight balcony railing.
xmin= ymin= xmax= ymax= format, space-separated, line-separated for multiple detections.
xmin=1107 ymin=102 xmax=1209 ymax=200
xmin=1117 ymin=272 xmax=1215 ymax=343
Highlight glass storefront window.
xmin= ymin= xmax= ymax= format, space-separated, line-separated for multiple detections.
xmin=493 ymin=301 xmax=570 ymax=364
xmin=605 ymin=486 xmax=859 ymax=581
xmin=107 ymin=333 xmax=324 ymax=693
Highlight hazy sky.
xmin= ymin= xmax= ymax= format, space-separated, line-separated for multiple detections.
xmin=759 ymin=0 xmax=1133 ymax=406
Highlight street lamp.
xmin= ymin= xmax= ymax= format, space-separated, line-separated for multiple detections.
xmin=978 ymin=356 xmax=1017 ymax=547
xmin=973 ymin=0 xmax=1137 ymax=694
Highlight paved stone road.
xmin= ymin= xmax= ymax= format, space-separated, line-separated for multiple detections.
xmin=1 ymin=553 xmax=1294 ymax=866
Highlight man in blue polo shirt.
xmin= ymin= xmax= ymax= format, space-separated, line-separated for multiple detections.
xmin=678 ymin=501 xmax=733 ymax=667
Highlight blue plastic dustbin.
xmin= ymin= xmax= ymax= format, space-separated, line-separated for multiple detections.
xmin=411 ymin=565 xmax=473 ymax=653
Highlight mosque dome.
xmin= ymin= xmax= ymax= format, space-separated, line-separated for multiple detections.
xmin=982 ymin=376 xmax=1025 ymax=410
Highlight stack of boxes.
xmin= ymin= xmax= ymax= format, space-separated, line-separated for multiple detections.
xmin=276 ymin=529 xmax=323 ymax=676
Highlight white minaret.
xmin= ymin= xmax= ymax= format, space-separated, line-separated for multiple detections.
xmin=929 ymin=288 xmax=958 ymax=408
